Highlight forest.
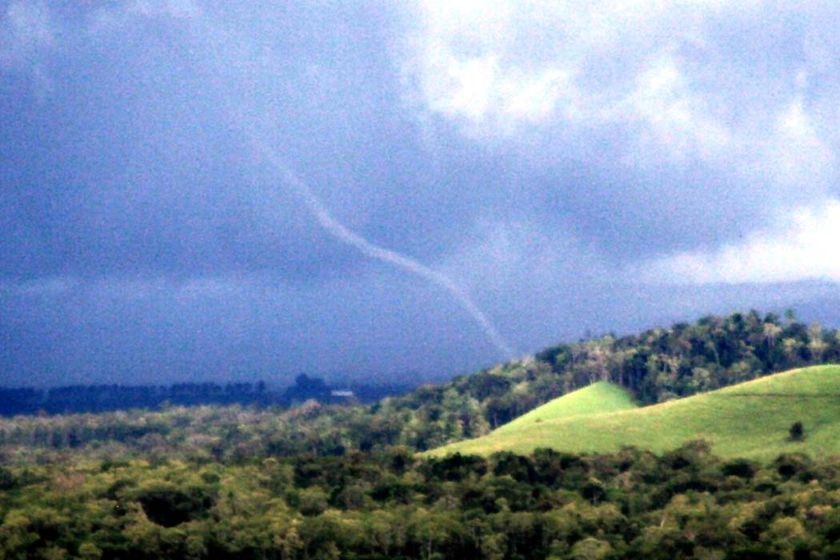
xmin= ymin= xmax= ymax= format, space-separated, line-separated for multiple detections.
xmin=2 ymin=311 xmax=840 ymax=559
xmin=1 ymin=443 xmax=840 ymax=559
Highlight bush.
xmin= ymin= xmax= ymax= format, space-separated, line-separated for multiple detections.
xmin=789 ymin=422 xmax=805 ymax=441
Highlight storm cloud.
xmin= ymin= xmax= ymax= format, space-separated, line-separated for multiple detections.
xmin=1 ymin=1 xmax=838 ymax=386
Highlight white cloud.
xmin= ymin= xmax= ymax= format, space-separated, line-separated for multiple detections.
xmin=642 ymin=198 xmax=840 ymax=284
xmin=397 ymin=1 xmax=837 ymax=176
xmin=4 ymin=1 xmax=53 ymax=48
xmin=398 ymin=1 xmax=586 ymax=136
xmin=87 ymin=0 xmax=201 ymax=35
xmin=130 ymin=0 xmax=200 ymax=19
xmin=623 ymin=54 xmax=732 ymax=164
xmin=762 ymin=96 xmax=835 ymax=189
xmin=398 ymin=1 xmax=730 ymax=140
xmin=0 ymin=1 xmax=54 ymax=66
xmin=0 ymin=1 xmax=56 ymax=98
xmin=421 ymin=52 xmax=499 ymax=124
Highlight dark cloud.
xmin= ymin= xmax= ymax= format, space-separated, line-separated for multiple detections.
xmin=1 ymin=1 xmax=839 ymax=386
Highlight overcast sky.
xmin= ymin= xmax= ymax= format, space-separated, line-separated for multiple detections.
xmin=2 ymin=1 xmax=839 ymax=387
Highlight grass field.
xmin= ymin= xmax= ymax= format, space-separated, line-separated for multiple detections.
xmin=494 ymin=381 xmax=637 ymax=435
xmin=432 ymin=365 xmax=840 ymax=460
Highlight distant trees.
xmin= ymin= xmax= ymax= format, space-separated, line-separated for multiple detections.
xmin=0 ymin=377 xmax=412 ymax=417
xmin=283 ymin=374 xmax=331 ymax=403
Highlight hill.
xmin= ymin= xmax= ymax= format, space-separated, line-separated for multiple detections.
xmin=432 ymin=364 xmax=840 ymax=460
xmin=494 ymin=381 xmax=637 ymax=434
xmin=3 ymin=311 xmax=840 ymax=458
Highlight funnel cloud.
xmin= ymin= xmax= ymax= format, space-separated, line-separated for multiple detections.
xmin=251 ymin=139 xmax=516 ymax=360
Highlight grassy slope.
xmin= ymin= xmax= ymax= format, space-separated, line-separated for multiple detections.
xmin=494 ymin=381 xmax=637 ymax=435
xmin=432 ymin=365 xmax=840 ymax=460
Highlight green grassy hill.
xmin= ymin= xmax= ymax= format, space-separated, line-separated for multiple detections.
xmin=494 ymin=381 xmax=637 ymax=434
xmin=432 ymin=364 xmax=840 ymax=460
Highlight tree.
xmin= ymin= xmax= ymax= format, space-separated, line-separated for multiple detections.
xmin=570 ymin=537 xmax=613 ymax=560
xmin=789 ymin=421 xmax=805 ymax=441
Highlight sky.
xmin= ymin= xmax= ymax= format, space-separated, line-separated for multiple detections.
xmin=2 ymin=1 xmax=840 ymax=387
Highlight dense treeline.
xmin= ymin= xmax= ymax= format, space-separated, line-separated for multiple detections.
xmin=2 ymin=443 xmax=840 ymax=559
xmin=0 ymin=375 xmax=411 ymax=417
xmin=536 ymin=311 xmax=840 ymax=404
xmin=384 ymin=310 xmax=840 ymax=448
xmin=1 ymin=311 xmax=838 ymax=458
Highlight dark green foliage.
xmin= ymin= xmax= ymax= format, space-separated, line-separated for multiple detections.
xmin=492 ymin=451 xmax=537 ymax=483
xmin=789 ymin=421 xmax=805 ymax=441
xmin=580 ymin=478 xmax=606 ymax=504
xmin=135 ymin=485 xmax=215 ymax=527
xmin=727 ymin=545 xmax=785 ymax=560
xmin=421 ymin=452 xmax=488 ymax=481
xmin=0 ymin=466 xmax=16 ymax=490
xmin=722 ymin=459 xmax=759 ymax=479
xmin=2 ymin=445 xmax=840 ymax=559
xmin=774 ymin=453 xmax=813 ymax=480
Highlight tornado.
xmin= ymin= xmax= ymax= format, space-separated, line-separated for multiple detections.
xmin=251 ymin=139 xmax=516 ymax=360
